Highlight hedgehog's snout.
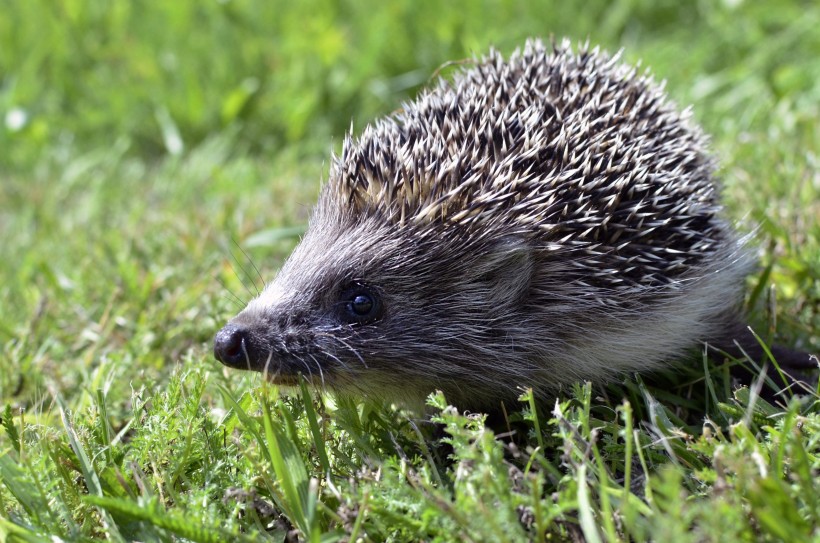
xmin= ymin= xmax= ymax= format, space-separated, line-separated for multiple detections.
xmin=214 ymin=323 xmax=258 ymax=370
xmin=214 ymin=305 xmax=313 ymax=375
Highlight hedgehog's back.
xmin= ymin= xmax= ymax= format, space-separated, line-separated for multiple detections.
xmin=330 ymin=39 xmax=735 ymax=289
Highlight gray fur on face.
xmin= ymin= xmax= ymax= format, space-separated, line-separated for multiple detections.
xmin=217 ymin=38 xmax=753 ymax=410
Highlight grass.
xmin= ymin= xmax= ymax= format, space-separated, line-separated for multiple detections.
xmin=1 ymin=0 xmax=818 ymax=541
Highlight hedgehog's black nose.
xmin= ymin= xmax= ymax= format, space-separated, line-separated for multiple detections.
xmin=214 ymin=324 xmax=250 ymax=369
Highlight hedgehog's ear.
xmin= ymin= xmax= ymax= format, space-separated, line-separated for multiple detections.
xmin=474 ymin=239 xmax=534 ymax=308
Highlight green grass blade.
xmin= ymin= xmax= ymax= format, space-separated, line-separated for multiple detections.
xmin=55 ymin=395 xmax=123 ymax=542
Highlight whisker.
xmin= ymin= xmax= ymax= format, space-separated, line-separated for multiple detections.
xmin=216 ymin=275 xmax=247 ymax=308
xmin=313 ymin=341 xmax=353 ymax=374
xmin=233 ymin=238 xmax=265 ymax=295
xmin=227 ymin=238 xmax=259 ymax=297
xmin=330 ymin=335 xmax=368 ymax=368
xmin=241 ymin=339 xmax=253 ymax=371
xmin=296 ymin=356 xmax=314 ymax=382
xmin=262 ymin=350 xmax=275 ymax=380
xmin=308 ymin=353 xmax=327 ymax=389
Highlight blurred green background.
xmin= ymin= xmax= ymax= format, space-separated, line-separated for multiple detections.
xmin=3 ymin=0 xmax=819 ymax=165
xmin=0 ymin=0 xmax=817 ymax=402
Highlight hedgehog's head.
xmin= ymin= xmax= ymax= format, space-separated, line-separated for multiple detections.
xmin=213 ymin=184 xmax=537 ymax=406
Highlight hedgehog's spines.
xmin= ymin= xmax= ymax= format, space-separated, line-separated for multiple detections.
xmin=326 ymin=38 xmax=734 ymax=291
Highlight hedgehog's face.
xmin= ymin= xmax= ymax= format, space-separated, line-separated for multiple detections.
xmin=213 ymin=214 xmax=536 ymax=406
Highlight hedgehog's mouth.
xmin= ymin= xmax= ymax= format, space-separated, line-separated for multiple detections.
xmin=262 ymin=370 xmax=323 ymax=388
xmin=263 ymin=372 xmax=300 ymax=386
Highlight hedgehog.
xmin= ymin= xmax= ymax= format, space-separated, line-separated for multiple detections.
xmin=214 ymin=38 xmax=812 ymax=411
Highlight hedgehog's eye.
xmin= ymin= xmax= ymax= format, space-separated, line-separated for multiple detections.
xmin=339 ymin=283 xmax=382 ymax=324
xmin=351 ymin=294 xmax=373 ymax=315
